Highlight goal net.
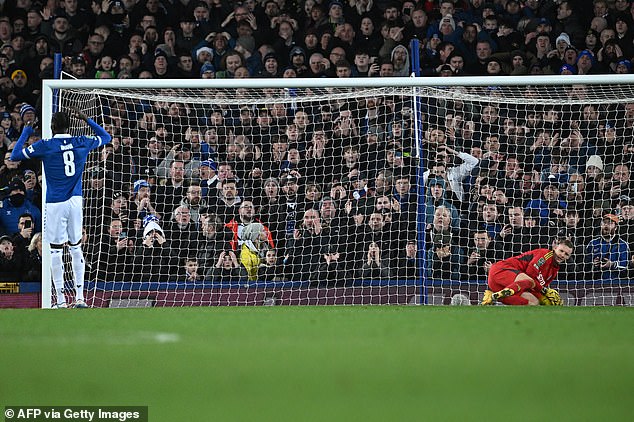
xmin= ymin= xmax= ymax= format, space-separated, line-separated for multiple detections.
xmin=43 ymin=76 xmax=634 ymax=307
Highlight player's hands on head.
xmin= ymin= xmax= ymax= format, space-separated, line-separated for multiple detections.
xmin=69 ymin=106 xmax=89 ymax=122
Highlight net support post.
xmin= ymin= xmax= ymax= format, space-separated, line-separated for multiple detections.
xmin=40 ymin=82 xmax=55 ymax=309
xmin=410 ymin=39 xmax=420 ymax=77
xmin=410 ymin=39 xmax=426 ymax=304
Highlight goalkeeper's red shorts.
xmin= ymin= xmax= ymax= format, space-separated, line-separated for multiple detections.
xmin=487 ymin=264 xmax=530 ymax=305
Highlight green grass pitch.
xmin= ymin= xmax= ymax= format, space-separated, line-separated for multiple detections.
xmin=1 ymin=306 xmax=633 ymax=421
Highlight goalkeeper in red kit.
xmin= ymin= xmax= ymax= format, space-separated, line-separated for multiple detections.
xmin=481 ymin=238 xmax=574 ymax=306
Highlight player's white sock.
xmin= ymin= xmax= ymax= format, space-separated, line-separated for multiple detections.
xmin=70 ymin=244 xmax=85 ymax=301
xmin=51 ymin=248 xmax=66 ymax=304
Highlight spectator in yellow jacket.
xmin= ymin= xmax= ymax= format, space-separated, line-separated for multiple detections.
xmin=240 ymin=222 xmax=270 ymax=280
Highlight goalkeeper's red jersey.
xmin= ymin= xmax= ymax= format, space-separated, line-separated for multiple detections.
xmin=492 ymin=248 xmax=560 ymax=289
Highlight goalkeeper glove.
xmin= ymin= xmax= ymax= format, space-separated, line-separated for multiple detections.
xmin=539 ymin=287 xmax=563 ymax=306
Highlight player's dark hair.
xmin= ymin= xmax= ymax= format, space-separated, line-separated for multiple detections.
xmin=51 ymin=112 xmax=70 ymax=134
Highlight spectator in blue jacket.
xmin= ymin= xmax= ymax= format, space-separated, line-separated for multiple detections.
xmin=425 ymin=177 xmax=460 ymax=231
xmin=525 ymin=181 xmax=568 ymax=227
xmin=585 ymin=213 xmax=630 ymax=280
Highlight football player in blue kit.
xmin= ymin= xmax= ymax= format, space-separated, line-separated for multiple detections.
xmin=11 ymin=107 xmax=112 ymax=308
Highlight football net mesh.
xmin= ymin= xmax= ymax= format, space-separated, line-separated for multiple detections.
xmin=51 ymin=81 xmax=634 ymax=306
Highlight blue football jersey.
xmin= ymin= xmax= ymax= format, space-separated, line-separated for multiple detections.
xmin=11 ymin=120 xmax=111 ymax=203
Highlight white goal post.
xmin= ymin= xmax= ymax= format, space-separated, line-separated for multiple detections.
xmin=41 ymin=75 xmax=634 ymax=307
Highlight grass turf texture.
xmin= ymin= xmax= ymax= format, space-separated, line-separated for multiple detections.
xmin=1 ymin=307 xmax=633 ymax=422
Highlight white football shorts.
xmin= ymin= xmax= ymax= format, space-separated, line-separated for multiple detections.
xmin=46 ymin=196 xmax=83 ymax=245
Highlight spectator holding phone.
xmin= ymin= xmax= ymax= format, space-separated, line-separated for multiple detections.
xmin=94 ymin=218 xmax=134 ymax=282
xmin=0 ymin=178 xmax=42 ymax=235
xmin=11 ymin=213 xmax=35 ymax=256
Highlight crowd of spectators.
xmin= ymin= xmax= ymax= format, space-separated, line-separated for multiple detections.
xmin=2 ymin=0 xmax=634 ymax=285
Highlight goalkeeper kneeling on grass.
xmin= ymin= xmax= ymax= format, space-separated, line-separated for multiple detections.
xmin=481 ymin=238 xmax=574 ymax=306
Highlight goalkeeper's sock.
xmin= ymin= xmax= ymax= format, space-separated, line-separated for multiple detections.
xmin=51 ymin=248 xmax=66 ymax=305
xmin=70 ymin=245 xmax=85 ymax=302
xmin=510 ymin=278 xmax=535 ymax=294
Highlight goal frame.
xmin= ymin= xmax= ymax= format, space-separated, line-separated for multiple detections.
xmin=41 ymin=74 xmax=634 ymax=308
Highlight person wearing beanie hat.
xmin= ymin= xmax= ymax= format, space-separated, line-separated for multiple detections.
xmin=196 ymin=46 xmax=214 ymax=59
xmin=133 ymin=179 xmax=151 ymax=195
xmin=289 ymin=46 xmax=306 ymax=62
xmin=133 ymin=179 xmax=160 ymax=221
xmin=137 ymin=215 xmax=175 ymax=281
xmin=329 ymin=0 xmax=344 ymax=11
xmin=289 ymin=46 xmax=308 ymax=76
xmin=198 ymin=160 xmax=219 ymax=197
xmin=153 ymin=48 xmax=167 ymax=61
xmin=485 ymin=57 xmax=504 ymax=75
xmin=616 ymin=58 xmax=632 ymax=74
xmin=555 ymin=33 xmax=571 ymax=48
xmin=152 ymin=47 xmax=174 ymax=78
xmin=200 ymin=61 xmax=215 ymax=78
xmin=195 ymin=46 xmax=213 ymax=63
xmin=69 ymin=54 xmax=87 ymax=78
xmin=438 ymin=64 xmax=455 ymax=76
xmin=11 ymin=69 xmax=30 ymax=93
xmin=0 ymin=43 xmax=14 ymax=56
xmin=200 ymin=160 xmax=217 ymax=170
xmin=19 ymin=104 xmax=36 ymax=122
xmin=440 ymin=14 xmax=456 ymax=33
xmin=262 ymin=52 xmax=277 ymax=64
xmin=576 ymin=49 xmax=595 ymax=74
xmin=586 ymin=154 xmax=604 ymax=179
xmin=261 ymin=52 xmax=280 ymax=77
xmin=560 ymin=45 xmax=578 ymax=68
xmin=11 ymin=69 xmax=27 ymax=82
xmin=142 ymin=215 xmax=165 ymax=239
